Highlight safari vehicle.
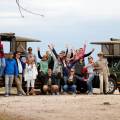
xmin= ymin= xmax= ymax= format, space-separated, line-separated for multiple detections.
xmin=91 ymin=38 xmax=120 ymax=94
xmin=0 ymin=33 xmax=41 ymax=89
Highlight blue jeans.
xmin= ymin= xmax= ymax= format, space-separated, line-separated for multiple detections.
xmin=63 ymin=85 xmax=77 ymax=93
xmin=87 ymin=73 xmax=95 ymax=93
xmin=63 ymin=76 xmax=68 ymax=85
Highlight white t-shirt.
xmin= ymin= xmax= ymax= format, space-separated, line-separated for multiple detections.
xmin=24 ymin=64 xmax=38 ymax=81
xmin=17 ymin=59 xmax=23 ymax=74
xmin=86 ymin=63 xmax=94 ymax=74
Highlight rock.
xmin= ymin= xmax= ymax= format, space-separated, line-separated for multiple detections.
xmin=103 ymin=102 xmax=111 ymax=105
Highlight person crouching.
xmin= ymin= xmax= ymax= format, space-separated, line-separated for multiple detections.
xmin=43 ymin=69 xmax=59 ymax=95
xmin=63 ymin=69 xmax=77 ymax=95
xmin=24 ymin=60 xmax=38 ymax=96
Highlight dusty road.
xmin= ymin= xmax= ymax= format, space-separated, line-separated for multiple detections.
xmin=0 ymin=94 xmax=120 ymax=120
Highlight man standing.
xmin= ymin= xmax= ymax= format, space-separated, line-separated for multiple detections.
xmin=14 ymin=51 xmax=26 ymax=96
xmin=95 ymin=52 xmax=110 ymax=94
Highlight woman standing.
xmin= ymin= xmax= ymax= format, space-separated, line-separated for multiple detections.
xmin=85 ymin=56 xmax=95 ymax=95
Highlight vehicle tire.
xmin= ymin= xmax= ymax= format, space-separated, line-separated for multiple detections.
xmin=79 ymin=87 xmax=87 ymax=93
xmin=107 ymin=77 xmax=116 ymax=94
xmin=77 ymin=81 xmax=88 ymax=93
xmin=92 ymin=75 xmax=100 ymax=88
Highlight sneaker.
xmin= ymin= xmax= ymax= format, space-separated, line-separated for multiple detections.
xmin=72 ymin=93 xmax=76 ymax=95
xmin=22 ymin=93 xmax=26 ymax=96
xmin=52 ymin=93 xmax=55 ymax=95
xmin=56 ymin=92 xmax=60 ymax=95
xmin=63 ymin=92 xmax=67 ymax=95
xmin=18 ymin=93 xmax=22 ymax=96
xmin=5 ymin=94 xmax=9 ymax=97
xmin=22 ymin=92 xmax=26 ymax=96
xmin=32 ymin=92 xmax=36 ymax=96
xmin=104 ymin=92 xmax=108 ymax=95
xmin=88 ymin=92 xmax=93 ymax=95
xmin=54 ymin=92 xmax=59 ymax=95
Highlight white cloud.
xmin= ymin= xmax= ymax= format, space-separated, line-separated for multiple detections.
xmin=1 ymin=0 xmax=120 ymax=19
xmin=21 ymin=0 xmax=120 ymax=17
xmin=1 ymin=0 xmax=120 ymax=35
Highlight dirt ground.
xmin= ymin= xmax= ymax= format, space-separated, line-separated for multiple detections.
xmin=0 ymin=92 xmax=120 ymax=120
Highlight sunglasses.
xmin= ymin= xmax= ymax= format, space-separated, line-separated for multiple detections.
xmin=28 ymin=48 xmax=32 ymax=50
xmin=88 ymin=57 xmax=93 ymax=59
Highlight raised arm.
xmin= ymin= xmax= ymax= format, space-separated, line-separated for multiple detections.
xmin=48 ymin=45 xmax=57 ymax=61
xmin=37 ymin=48 xmax=43 ymax=59
xmin=83 ymin=43 xmax=86 ymax=55
xmin=48 ymin=44 xmax=58 ymax=59
xmin=65 ymin=48 xmax=68 ymax=57
xmin=70 ymin=49 xmax=74 ymax=58
xmin=84 ymin=48 xmax=94 ymax=58
xmin=52 ymin=48 xmax=58 ymax=59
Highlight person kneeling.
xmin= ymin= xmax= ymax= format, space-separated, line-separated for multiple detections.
xmin=63 ymin=69 xmax=77 ymax=95
xmin=43 ymin=69 xmax=59 ymax=95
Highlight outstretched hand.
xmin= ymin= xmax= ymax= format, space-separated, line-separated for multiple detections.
xmin=51 ymin=44 xmax=55 ymax=48
xmin=48 ymin=45 xmax=52 ymax=50
xmin=37 ymin=47 xmax=40 ymax=51
xmin=70 ymin=48 xmax=73 ymax=52
xmin=48 ymin=44 xmax=55 ymax=49
xmin=65 ymin=44 xmax=69 ymax=49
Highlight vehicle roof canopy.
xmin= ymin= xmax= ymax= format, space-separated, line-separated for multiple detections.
xmin=91 ymin=41 xmax=120 ymax=45
xmin=0 ymin=33 xmax=41 ymax=42
xmin=90 ymin=38 xmax=120 ymax=57
xmin=91 ymin=38 xmax=120 ymax=45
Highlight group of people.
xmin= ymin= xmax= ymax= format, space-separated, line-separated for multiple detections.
xmin=0 ymin=41 xmax=110 ymax=97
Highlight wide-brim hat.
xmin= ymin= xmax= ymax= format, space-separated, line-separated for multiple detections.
xmin=97 ymin=52 xmax=104 ymax=56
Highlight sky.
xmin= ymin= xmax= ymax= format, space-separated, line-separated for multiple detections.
xmin=1 ymin=0 xmax=120 ymax=60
